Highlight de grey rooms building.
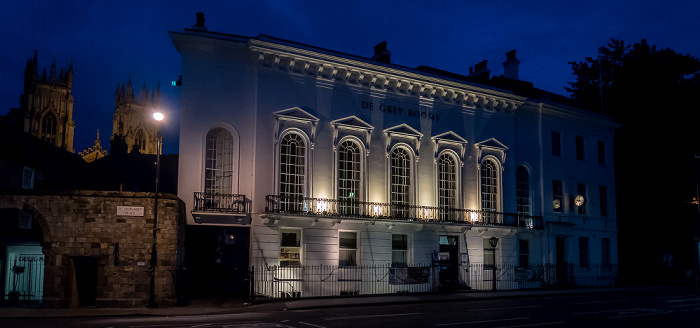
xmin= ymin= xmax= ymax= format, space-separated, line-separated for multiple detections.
xmin=170 ymin=16 xmax=618 ymax=298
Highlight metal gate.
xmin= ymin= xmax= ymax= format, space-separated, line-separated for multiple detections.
xmin=5 ymin=254 xmax=44 ymax=302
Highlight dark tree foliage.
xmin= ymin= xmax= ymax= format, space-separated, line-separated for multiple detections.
xmin=567 ymin=39 xmax=700 ymax=285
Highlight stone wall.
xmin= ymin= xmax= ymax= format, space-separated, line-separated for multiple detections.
xmin=0 ymin=190 xmax=185 ymax=307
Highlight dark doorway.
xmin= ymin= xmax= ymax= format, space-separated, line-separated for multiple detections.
xmin=185 ymin=226 xmax=250 ymax=299
xmin=438 ymin=235 xmax=460 ymax=289
xmin=555 ymin=236 xmax=569 ymax=286
xmin=73 ymin=257 xmax=98 ymax=307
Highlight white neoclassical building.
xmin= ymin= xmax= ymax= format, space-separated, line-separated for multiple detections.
xmin=170 ymin=15 xmax=618 ymax=298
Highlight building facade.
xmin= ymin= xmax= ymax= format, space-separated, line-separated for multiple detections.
xmin=111 ymin=79 xmax=162 ymax=155
xmin=170 ymin=15 xmax=618 ymax=298
xmin=6 ymin=51 xmax=75 ymax=153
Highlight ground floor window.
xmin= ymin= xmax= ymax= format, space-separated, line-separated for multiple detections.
xmin=392 ymin=234 xmax=408 ymax=267
xmin=339 ymin=231 xmax=357 ymax=266
xmin=519 ymin=239 xmax=530 ymax=267
xmin=280 ymin=228 xmax=301 ymax=267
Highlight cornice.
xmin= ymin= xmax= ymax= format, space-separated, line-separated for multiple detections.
xmin=249 ymin=39 xmax=525 ymax=114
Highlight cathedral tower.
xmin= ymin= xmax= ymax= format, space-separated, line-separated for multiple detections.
xmin=111 ymin=78 xmax=161 ymax=154
xmin=18 ymin=50 xmax=75 ymax=152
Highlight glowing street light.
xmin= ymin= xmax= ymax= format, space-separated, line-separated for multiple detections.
xmin=149 ymin=111 xmax=164 ymax=308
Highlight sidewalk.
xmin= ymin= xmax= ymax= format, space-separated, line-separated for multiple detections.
xmin=0 ymin=286 xmax=681 ymax=319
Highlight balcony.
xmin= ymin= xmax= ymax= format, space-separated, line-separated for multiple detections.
xmin=194 ymin=192 xmax=249 ymax=214
xmin=265 ymin=195 xmax=543 ymax=229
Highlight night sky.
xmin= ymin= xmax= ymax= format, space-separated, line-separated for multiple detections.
xmin=1 ymin=0 xmax=699 ymax=155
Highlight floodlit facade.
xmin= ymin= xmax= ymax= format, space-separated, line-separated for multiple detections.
xmin=170 ymin=15 xmax=618 ymax=298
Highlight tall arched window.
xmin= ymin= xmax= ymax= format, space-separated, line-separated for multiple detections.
xmin=134 ymin=129 xmax=146 ymax=153
xmin=391 ymin=147 xmax=411 ymax=218
xmin=481 ymin=159 xmax=499 ymax=223
xmin=516 ymin=165 xmax=531 ymax=217
xmin=280 ymin=133 xmax=306 ymax=212
xmin=205 ymin=128 xmax=234 ymax=197
xmin=338 ymin=140 xmax=361 ymax=215
xmin=438 ymin=153 xmax=457 ymax=221
xmin=41 ymin=113 xmax=57 ymax=145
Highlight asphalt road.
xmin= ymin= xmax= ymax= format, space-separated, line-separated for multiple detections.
xmin=1 ymin=288 xmax=698 ymax=328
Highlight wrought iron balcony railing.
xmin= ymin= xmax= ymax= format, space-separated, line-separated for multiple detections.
xmin=194 ymin=192 xmax=248 ymax=214
xmin=265 ymin=195 xmax=543 ymax=229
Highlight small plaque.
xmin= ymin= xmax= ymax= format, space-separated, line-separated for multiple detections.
xmin=117 ymin=206 xmax=144 ymax=217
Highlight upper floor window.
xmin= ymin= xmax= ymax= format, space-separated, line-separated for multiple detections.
xmin=41 ymin=113 xmax=57 ymax=145
xmin=481 ymin=158 xmax=500 ymax=222
xmin=280 ymin=132 xmax=306 ymax=212
xmin=22 ymin=166 xmax=35 ymax=190
xmin=597 ymin=141 xmax=605 ymax=164
xmin=516 ymin=165 xmax=531 ymax=217
xmin=134 ymin=129 xmax=146 ymax=153
xmin=205 ymin=127 xmax=234 ymax=195
xmin=577 ymin=183 xmax=586 ymax=215
xmin=552 ymin=180 xmax=563 ymax=212
xmin=576 ymin=136 xmax=584 ymax=160
xmin=391 ymin=147 xmax=412 ymax=218
xmin=551 ymin=131 xmax=561 ymax=156
xmin=338 ymin=140 xmax=361 ymax=216
xmin=438 ymin=153 xmax=457 ymax=221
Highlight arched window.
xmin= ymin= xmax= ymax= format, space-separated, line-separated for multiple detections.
xmin=41 ymin=113 xmax=57 ymax=145
xmin=391 ymin=147 xmax=412 ymax=218
xmin=280 ymin=132 xmax=306 ymax=212
xmin=516 ymin=165 xmax=531 ymax=217
xmin=134 ymin=129 xmax=146 ymax=153
xmin=205 ymin=127 xmax=234 ymax=196
xmin=338 ymin=140 xmax=361 ymax=215
xmin=481 ymin=159 xmax=499 ymax=223
xmin=438 ymin=153 xmax=457 ymax=221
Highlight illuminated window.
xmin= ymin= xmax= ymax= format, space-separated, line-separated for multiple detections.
xmin=579 ymin=237 xmax=590 ymax=269
xmin=280 ymin=229 xmax=301 ymax=267
xmin=205 ymin=128 xmax=233 ymax=197
xmin=280 ymin=133 xmax=306 ymax=212
xmin=391 ymin=147 xmax=411 ymax=218
xmin=339 ymin=231 xmax=357 ymax=266
xmin=392 ymin=234 xmax=408 ymax=267
xmin=134 ymin=129 xmax=146 ymax=153
xmin=338 ymin=140 xmax=361 ymax=216
xmin=552 ymin=180 xmax=563 ymax=212
xmin=516 ymin=166 xmax=531 ymax=217
xmin=41 ymin=113 xmax=57 ymax=145
xmin=481 ymin=159 xmax=499 ymax=222
xmin=438 ymin=153 xmax=457 ymax=221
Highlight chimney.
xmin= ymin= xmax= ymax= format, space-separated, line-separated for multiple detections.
xmin=372 ymin=41 xmax=391 ymax=64
xmin=468 ymin=60 xmax=490 ymax=82
xmin=502 ymin=50 xmax=520 ymax=80
xmin=191 ymin=12 xmax=207 ymax=31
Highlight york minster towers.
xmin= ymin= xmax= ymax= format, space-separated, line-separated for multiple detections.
xmin=111 ymin=79 xmax=161 ymax=154
xmin=18 ymin=50 xmax=75 ymax=152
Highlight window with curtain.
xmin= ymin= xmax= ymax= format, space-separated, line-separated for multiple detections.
xmin=205 ymin=128 xmax=234 ymax=204
xmin=339 ymin=231 xmax=357 ymax=266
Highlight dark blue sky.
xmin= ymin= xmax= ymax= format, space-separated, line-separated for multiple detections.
xmin=1 ymin=0 xmax=698 ymax=155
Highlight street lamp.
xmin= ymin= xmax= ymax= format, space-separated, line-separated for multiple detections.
xmin=149 ymin=111 xmax=164 ymax=308
xmin=489 ymin=236 xmax=499 ymax=291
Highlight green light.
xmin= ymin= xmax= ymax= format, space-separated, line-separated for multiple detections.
xmin=349 ymin=192 xmax=355 ymax=198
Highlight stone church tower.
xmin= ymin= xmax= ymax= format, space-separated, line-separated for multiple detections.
xmin=111 ymin=79 xmax=161 ymax=154
xmin=18 ymin=50 xmax=75 ymax=152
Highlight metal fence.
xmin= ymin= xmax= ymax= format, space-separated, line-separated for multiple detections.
xmin=251 ymin=262 xmax=618 ymax=301
xmin=4 ymin=254 xmax=45 ymax=302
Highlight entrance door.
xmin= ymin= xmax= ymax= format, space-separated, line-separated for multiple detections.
xmin=73 ymin=257 xmax=98 ymax=307
xmin=555 ymin=237 xmax=568 ymax=286
xmin=438 ymin=235 xmax=459 ymax=289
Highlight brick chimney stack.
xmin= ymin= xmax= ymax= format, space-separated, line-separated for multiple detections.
xmin=503 ymin=50 xmax=520 ymax=80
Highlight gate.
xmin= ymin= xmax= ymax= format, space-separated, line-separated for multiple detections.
xmin=5 ymin=254 xmax=44 ymax=302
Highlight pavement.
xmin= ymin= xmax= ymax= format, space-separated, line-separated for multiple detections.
xmin=0 ymin=286 xmax=686 ymax=319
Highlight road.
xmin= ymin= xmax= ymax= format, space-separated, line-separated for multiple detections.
xmin=1 ymin=288 xmax=698 ymax=328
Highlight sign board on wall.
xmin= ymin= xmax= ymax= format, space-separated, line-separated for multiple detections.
xmin=117 ymin=206 xmax=144 ymax=217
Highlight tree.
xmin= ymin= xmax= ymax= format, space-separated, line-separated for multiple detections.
xmin=567 ymin=39 xmax=700 ymax=285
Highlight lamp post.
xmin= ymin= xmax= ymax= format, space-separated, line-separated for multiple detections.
xmin=489 ymin=236 xmax=499 ymax=291
xmin=149 ymin=111 xmax=164 ymax=308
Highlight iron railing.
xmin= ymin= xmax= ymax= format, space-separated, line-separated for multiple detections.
xmin=250 ymin=262 xmax=618 ymax=301
xmin=194 ymin=192 xmax=248 ymax=213
xmin=4 ymin=254 xmax=44 ymax=302
xmin=265 ymin=195 xmax=543 ymax=229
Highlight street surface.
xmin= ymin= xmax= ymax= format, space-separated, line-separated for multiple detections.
xmin=1 ymin=288 xmax=698 ymax=328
